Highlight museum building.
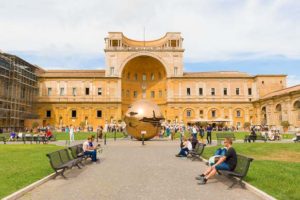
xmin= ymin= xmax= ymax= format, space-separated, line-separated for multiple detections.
xmin=1 ymin=32 xmax=300 ymax=131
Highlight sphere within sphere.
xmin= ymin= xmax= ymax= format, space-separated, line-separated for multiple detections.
xmin=124 ymin=100 xmax=164 ymax=140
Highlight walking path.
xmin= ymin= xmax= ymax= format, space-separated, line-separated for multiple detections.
xmin=20 ymin=140 xmax=263 ymax=200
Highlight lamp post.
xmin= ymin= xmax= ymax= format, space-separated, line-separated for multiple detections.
xmin=141 ymin=131 xmax=146 ymax=145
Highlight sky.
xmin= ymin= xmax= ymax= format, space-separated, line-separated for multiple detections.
xmin=0 ymin=0 xmax=300 ymax=86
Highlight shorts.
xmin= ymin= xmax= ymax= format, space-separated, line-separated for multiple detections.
xmin=215 ymin=162 xmax=230 ymax=171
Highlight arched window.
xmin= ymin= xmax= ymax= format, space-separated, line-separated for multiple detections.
xmin=293 ymin=100 xmax=300 ymax=109
xmin=127 ymin=72 xmax=130 ymax=80
xmin=275 ymin=104 xmax=282 ymax=112
xmin=294 ymin=101 xmax=300 ymax=121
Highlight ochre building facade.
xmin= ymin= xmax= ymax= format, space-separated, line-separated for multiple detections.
xmin=26 ymin=32 xmax=300 ymax=130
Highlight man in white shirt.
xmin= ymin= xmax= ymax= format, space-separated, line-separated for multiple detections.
xmin=69 ymin=125 xmax=74 ymax=142
xmin=83 ymin=136 xmax=97 ymax=162
xmin=176 ymin=137 xmax=193 ymax=157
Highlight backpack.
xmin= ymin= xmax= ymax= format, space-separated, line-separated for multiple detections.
xmin=214 ymin=148 xmax=227 ymax=156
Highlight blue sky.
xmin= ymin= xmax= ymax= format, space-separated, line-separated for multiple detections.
xmin=1 ymin=0 xmax=300 ymax=86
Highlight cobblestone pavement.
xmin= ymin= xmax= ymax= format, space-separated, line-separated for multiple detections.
xmin=20 ymin=140 xmax=263 ymax=200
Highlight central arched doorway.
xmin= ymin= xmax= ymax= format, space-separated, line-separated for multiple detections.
xmin=121 ymin=55 xmax=167 ymax=117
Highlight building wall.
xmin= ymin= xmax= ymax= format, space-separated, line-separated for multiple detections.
xmin=22 ymin=32 xmax=300 ymax=131
xmin=254 ymin=92 xmax=300 ymax=129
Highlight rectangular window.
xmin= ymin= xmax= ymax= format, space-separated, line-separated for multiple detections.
xmin=151 ymin=73 xmax=154 ymax=80
xmin=199 ymin=110 xmax=203 ymax=115
xmin=170 ymin=40 xmax=177 ymax=47
xmin=248 ymin=88 xmax=252 ymax=95
xmin=133 ymin=91 xmax=137 ymax=98
xmin=142 ymin=74 xmax=146 ymax=81
xmin=174 ymin=67 xmax=178 ymax=76
xmin=71 ymin=110 xmax=76 ymax=118
xmin=211 ymin=88 xmax=215 ymax=96
xmin=46 ymin=110 xmax=51 ymax=118
xmin=60 ymin=87 xmax=65 ymax=96
xmin=159 ymin=90 xmax=162 ymax=97
xmin=236 ymin=88 xmax=240 ymax=95
xmin=110 ymin=67 xmax=114 ymax=76
xmin=187 ymin=88 xmax=191 ymax=96
xmin=98 ymin=88 xmax=102 ymax=95
xmin=223 ymin=88 xmax=227 ymax=96
xmin=112 ymin=40 xmax=118 ymax=47
xmin=97 ymin=110 xmax=102 ymax=118
xmin=21 ymin=87 xmax=25 ymax=98
xmin=134 ymin=73 xmax=138 ymax=81
xmin=72 ymin=88 xmax=77 ymax=96
xmin=212 ymin=110 xmax=216 ymax=118
xmin=142 ymin=90 xmax=146 ymax=98
xmin=187 ymin=110 xmax=191 ymax=117
xmin=199 ymin=88 xmax=203 ymax=96
xmin=151 ymin=91 xmax=155 ymax=98
xmin=85 ymin=88 xmax=90 ymax=95
xmin=47 ymin=88 xmax=52 ymax=96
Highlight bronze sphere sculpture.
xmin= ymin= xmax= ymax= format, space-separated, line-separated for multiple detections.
xmin=124 ymin=100 xmax=164 ymax=140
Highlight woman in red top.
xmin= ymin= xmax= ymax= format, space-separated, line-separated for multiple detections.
xmin=45 ymin=129 xmax=53 ymax=142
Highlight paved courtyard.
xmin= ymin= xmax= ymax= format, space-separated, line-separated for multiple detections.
xmin=20 ymin=140 xmax=263 ymax=200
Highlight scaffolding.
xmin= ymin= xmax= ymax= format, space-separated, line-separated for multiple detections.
xmin=0 ymin=52 xmax=39 ymax=132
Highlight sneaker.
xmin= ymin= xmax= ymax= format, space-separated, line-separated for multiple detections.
xmin=198 ymin=178 xmax=207 ymax=185
xmin=175 ymin=154 xmax=183 ymax=157
xmin=195 ymin=174 xmax=205 ymax=180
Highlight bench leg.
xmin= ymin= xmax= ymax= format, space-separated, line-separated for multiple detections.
xmin=76 ymin=163 xmax=82 ymax=169
xmin=60 ymin=168 xmax=67 ymax=179
xmin=228 ymin=177 xmax=237 ymax=189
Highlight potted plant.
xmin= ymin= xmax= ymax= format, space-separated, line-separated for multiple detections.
xmin=281 ymin=121 xmax=290 ymax=132
xmin=243 ymin=122 xmax=251 ymax=131
xmin=80 ymin=121 xmax=86 ymax=132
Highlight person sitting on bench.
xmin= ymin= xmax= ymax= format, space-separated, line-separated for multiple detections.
xmin=83 ymin=136 xmax=98 ymax=163
xmin=247 ymin=127 xmax=257 ymax=143
xmin=197 ymin=138 xmax=237 ymax=185
xmin=45 ymin=129 xmax=53 ymax=142
xmin=9 ymin=131 xmax=17 ymax=141
xmin=176 ymin=137 xmax=192 ymax=157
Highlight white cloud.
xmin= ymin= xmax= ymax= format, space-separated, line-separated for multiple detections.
xmin=0 ymin=0 xmax=299 ymax=65
xmin=287 ymin=75 xmax=300 ymax=87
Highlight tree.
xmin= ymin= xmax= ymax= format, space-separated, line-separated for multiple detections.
xmin=80 ymin=121 xmax=86 ymax=130
xmin=32 ymin=121 xmax=39 ymax=129
xmin=281 ymin=121 xmax=290 ymax=132
xmin=243 ymin=122 xmax=251 ymax=130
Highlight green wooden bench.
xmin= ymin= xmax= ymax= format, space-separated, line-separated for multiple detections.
xmin=188 ymin=143 xmax=206 ymax=161
xmin=216 ymin=133 xmax=235 ymax=145
xmin=46 ymin=149 xmax=82 ymax=179
xmin=218 ymin=154 xmax=253 ymax=188
xmin=294 ymin=135 xmax=300 ymax=143
xmin=244 ymin=133 xmax=267 ymax=143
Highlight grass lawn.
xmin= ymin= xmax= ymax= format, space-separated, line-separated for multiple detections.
xmin=0 ymin=145 xmax=63 ymax=199
xmin=202 ymin=143 xmax=300 ymax=200
xmin=53 ymin=131 xmax=126 ymax=140
xmin=2 ymin=131 xmax=295 ymax=141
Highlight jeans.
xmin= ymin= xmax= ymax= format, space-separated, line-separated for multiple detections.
xmin=192 ymin=133 xmax=197 ymax=139
xmin=207 ymin=132 xmax=212 ymax=144
xmin=215 ymin=162 xmax=230 ymax=171
xmin=179 ymin=147 xmax=189 ymax=157
xmin=84 ymin=150 xmax=97 ymax=161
